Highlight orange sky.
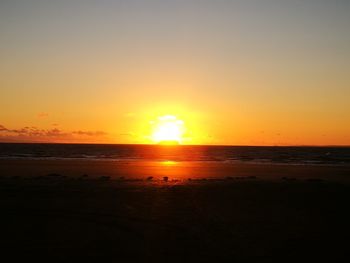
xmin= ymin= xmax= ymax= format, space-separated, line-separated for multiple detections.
xmin=0 ymin=1 xmax=349 ymax=145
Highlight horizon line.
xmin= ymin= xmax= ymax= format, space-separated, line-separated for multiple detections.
xmin=0 ymin=141 xmax=349 ymax=148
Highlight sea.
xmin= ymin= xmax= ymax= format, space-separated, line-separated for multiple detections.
xmin=0 ymin=143 xmax=349 ymax=165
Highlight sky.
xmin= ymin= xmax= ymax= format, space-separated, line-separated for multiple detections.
xmin=0 ymin=0 xmax=349 ymax=145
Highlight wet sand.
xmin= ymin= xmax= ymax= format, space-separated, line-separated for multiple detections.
xmin=0 ymin=160 xmax=349 ymax=262
xmin=1 ymin=159 xmax=350 ymax=181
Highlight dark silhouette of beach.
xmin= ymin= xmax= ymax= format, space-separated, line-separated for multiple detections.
xmin=0 ymin=159 xmax=349 ymax=262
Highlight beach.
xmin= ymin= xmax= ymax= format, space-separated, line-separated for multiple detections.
xmin=1 ymin=159 xmax=349 ymax=262
xmin=1 ymin=159 xmax=350 ymax=181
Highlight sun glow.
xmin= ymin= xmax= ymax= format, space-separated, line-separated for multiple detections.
xmin=151 ymin=115 xmax=185 ymax=144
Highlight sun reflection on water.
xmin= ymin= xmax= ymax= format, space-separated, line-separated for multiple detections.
xmin=161 ymin=160 xmax=178 ymax=166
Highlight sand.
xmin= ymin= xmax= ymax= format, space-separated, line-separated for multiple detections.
xmin=1 ymin=159 xmax=350 ymax=181
xmin=0 ymin=159 xmax=349 ymax=262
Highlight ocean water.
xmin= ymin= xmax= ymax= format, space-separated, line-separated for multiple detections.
xmin=0 ymin=143 xmax=349 ymax=165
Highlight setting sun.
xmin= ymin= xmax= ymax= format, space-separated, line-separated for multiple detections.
xmin=151 ymin=115 xmax=185 ymax=144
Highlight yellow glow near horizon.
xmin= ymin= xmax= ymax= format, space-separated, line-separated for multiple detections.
xmin=151 ymin=115 xmax=185 ymax=144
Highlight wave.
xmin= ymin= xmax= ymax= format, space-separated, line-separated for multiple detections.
xmin=0 ymin=143 xmax=349 ymax=166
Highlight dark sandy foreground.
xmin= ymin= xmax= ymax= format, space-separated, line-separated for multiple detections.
xmin=0 ymin=160 xmax=350 ymax=262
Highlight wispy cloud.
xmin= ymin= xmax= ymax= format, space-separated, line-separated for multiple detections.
xmin=0 ymin=125 xmax=8 ymax=131
xmin=37 ymin=112 xmax=49 ymax=118
xmin=72 ymin=130 xmax=107 ymax=136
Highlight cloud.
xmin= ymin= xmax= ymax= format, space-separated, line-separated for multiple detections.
xmin=45 ymin=128 xmax=69 ymax=137
xmin=37 ymin=112 xmax=49 ymax=118
xmin=2 ymin=126 xmax=61 ymax=137
xmin=119 ymin=133 xmax=135 ymax=137
xmin=72 ymin=130 xmax=107 ymax=136
xmin=0 ymin=125 xmax=8 ymax=131
xmin=0 ymin=124 xmax=108 ymax=143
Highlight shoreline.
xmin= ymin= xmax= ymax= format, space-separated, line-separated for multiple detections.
xmin=1 ymin=156 xmax=350 ymax=166
xmin=1 ymin=159 xmax=349 ymax=182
